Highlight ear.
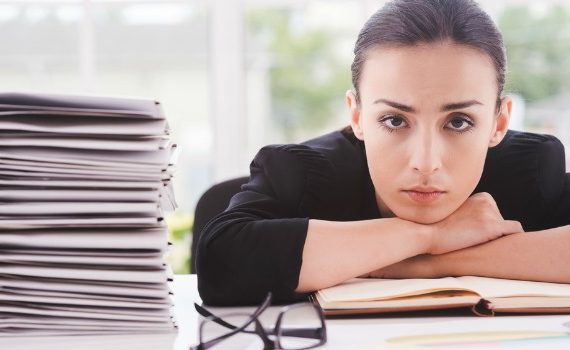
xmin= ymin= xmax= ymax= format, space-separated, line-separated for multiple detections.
xmin=489 ymin=96 xmax=512 ymax=147
xmin=346 ymin=90 xmax=364 ymax=140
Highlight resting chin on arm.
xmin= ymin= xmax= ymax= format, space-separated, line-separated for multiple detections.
xmin=296 ymin=192 xmax=523 ymax=292
xmin=372 ymin=225 xmax=570 ymax=283
xmin=372 ymin=172 xmax=570 ymax=283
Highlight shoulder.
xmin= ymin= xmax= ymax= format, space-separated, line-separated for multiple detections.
xmin=477 ymin=130 xmax=566 ymax=230
xmin=253 ymin=128 xmax=365 ymax=176
xmin=255 ymin=127 xmax=363 ymax=160
xmin=248 ymin=128 xmax=368 ymax=219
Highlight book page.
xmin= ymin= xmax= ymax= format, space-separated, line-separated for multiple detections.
xmin=458 ymin=276 xmax=570 ymax=299
xmin=318 ymin=277 xmax=480 ymax=303
xmin=316 ymin=289 xmax=480 ymax=311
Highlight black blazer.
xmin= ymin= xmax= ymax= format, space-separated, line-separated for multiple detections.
xmin=196 ymin=129 xmax=570 ymax=306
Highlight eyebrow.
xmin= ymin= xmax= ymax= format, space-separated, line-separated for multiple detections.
xmin=373 ymin=98 xmax=483 ymax=113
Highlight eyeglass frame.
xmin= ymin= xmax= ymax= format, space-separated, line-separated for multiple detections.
xmin=190 ymin=292 xmax=327 ymax=350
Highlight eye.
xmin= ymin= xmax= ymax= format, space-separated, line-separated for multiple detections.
xmin=445 ymin=115 xmax=474 ymax=132
xmin=378 ymin=115 xmax=409 ymax=131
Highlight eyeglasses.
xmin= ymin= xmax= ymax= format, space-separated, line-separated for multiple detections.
xmin=190 ymin=292 xmax=327 ymax=350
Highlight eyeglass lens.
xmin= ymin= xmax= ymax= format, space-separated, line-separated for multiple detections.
xmin=200 ymin=312 xmax=264 ymax=350
xmin=278 ymin=304 xmax=324 ymax=350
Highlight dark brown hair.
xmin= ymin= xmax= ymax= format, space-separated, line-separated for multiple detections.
xmin=351 ymin=0 xmax=506 ymax=111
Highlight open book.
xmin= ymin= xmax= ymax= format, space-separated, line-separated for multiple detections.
xmin=314 ymin=276 xmax=570 ymax=316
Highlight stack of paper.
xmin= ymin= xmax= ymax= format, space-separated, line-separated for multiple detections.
xmin=0 ymin=92 xmax=178 ymax=336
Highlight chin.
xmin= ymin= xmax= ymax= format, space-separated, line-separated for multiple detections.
xmin=393 ymin=207 xmax=453 ymax=225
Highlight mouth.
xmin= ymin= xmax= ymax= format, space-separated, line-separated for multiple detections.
xmin=402 ymin=187 xmax=446 ymax=204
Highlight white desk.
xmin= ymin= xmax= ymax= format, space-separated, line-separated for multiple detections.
xmin=3 ymin=274 xmax=570 ymax=349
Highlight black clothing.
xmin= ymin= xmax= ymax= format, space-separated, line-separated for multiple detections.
xmin=196 ymin=129 xmax=570 ymax=306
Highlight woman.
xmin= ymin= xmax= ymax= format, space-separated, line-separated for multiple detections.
xmin=197 ymin=0 xmax=570 ymax=306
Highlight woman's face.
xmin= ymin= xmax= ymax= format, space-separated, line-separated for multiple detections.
xmin=348 ymin=42 xmax=511 ymax=224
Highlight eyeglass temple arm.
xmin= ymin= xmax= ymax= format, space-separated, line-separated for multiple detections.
xmin=194 ymin=304 xmax=239 ymax=330
xmin=194 ymin=306 xmax=323 ymax=340
xmin=193 ymin=292 xmax=273 ymax=330
xmin=277 ymin=327 xmax=324 ymax=339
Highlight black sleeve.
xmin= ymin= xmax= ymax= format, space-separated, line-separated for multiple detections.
xmin=196 ymin=145 xmax=317 ymax=306
xmin=477 ymin=131 xmax=569 ymax=231
xmin=549 ymin=173 xmax=570 ymax=227
xmin=537 ymin=135 xmax=570 ymax=229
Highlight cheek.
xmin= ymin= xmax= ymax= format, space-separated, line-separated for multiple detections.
xmin=363 ymin=134 xmax=408 ymax=187
xmin=446 ymin=132 xmax=490 ymax=180
xmin=448 ymin=141 xmax=488 ymax=197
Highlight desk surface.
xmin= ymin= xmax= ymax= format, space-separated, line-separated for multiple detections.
xmin=2 ymin=274 xmax=570 ymax=349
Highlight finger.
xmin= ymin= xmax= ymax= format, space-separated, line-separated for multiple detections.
xmin=484 ymin=194 xmax=503 ymax=217
xmin=502 ymin=220 xmax=524 ymax=234
xmin=473 ymin=192 xmax=503 ymax=217
xmin=490 ymin=202 xmax=502 ymax=217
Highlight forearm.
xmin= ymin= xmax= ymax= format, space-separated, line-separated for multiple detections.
xmin=435 ymin=225 xmax=570 ymax=283
xmin=296 ymin=218 xmax=431 ymax=292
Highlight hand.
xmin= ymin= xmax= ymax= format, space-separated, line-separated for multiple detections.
xmin=427 ymin=192 xmax=523 ymax=255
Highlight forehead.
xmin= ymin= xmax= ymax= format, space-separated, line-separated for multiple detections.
xmin=359 ymin=42 xmax=498 ymax=106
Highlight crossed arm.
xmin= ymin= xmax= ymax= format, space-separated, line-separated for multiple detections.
xmin=295 ymin=192 xmax=570 ymax=293
xmin=372 ymin=224 xmax=570 ymax=283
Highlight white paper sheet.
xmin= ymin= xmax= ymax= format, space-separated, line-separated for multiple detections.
xmin=0 ymin=287 xmax=170 ymax=304
xmin=0 ymin=135 xmax=170 ymax=151
xmin=0 ymin=146 xmax=172 ymax=166
xmin=0 ymin=264 xmax=171 ymax=283
xmin=0 ymin=305 xmax=172 ymax=322
xmin=0 ymin=179 xmax=161 ymax=189
xmin=0 ymin=188 xmax=160 ymax=202
xmin=0 ymin=292 xmax=170 ymax=309
xmin=0 ymin=116 xmax=168 ymax=135
xmin=0 ymin=157 xmax=161 ymax=172
xmin=0 ymin=169 xmax=164 ymax=182
xmin=0 ymin=254 xmax=165 ymax=267
xmin=0 ymin=202 xmax=159 ymax=216
xmin=0 ymin=92 xmax=165 ymax=118
xmin=0 ymin=250 xmax=166 ymax=258
xmin=0 ymin=276 xmax=169 ymax=298
xmin=0 ymin=227 xmax=168 ymax=250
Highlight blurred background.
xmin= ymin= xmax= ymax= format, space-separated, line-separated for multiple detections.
xmin=3 ymin=0 xmax=569 ymax=273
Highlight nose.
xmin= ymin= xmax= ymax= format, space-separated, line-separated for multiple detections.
xmin=409 ymin=128 xmax=442 ymax=175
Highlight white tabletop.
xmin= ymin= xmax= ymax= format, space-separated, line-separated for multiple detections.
xmin=3 ymin=274 xmax=570 ymax=350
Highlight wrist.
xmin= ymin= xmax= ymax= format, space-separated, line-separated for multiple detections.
xmin=396 ymin=218 xmax=434 ymax=255
xmin=415 ymin=221 xmax=436 ymax=255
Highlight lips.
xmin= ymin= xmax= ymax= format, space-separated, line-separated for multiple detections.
xmin=402 ymin=187 xmax=446 ymax=204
